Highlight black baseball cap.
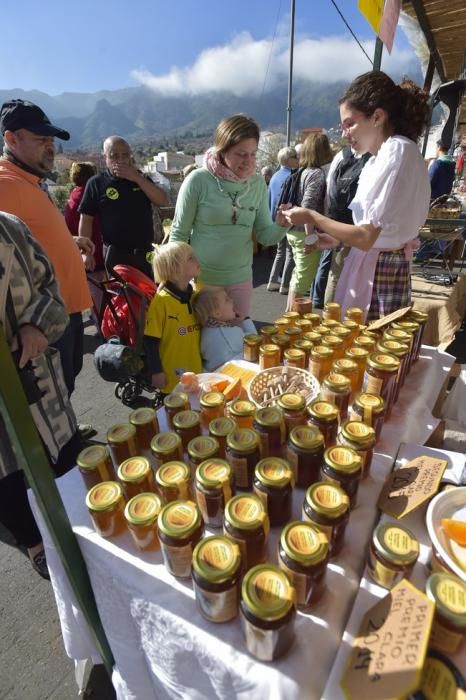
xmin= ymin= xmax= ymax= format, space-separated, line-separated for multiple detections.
xmin=0 ymin=99 xmax=70 ymax=140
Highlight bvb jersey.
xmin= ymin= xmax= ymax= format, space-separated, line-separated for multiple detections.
xmin=144 ymin=285 xmax=201 ymax=393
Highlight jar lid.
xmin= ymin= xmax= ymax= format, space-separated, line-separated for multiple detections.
xmin=295 ymin=319 xmax=312 ymax=330
xmin=332 ymin=358 xmax=358 ymax=374
xmin=280 ymin=521 xmax=329 ymax=566
xmin=129 ymin=407 xmax=157 ymax=426
xmin=284 ymin=327 xmax=301 ymax=338
xmin=241 ymin=564 xmax=295 ymax=621
xmin=383 ymin=328 xmax=412 ymax=343
xmin=372 ymin=523 xmax=420 ymax=567
xmin=124 ymin=492 xmax=161 ymax=526
xmin=311 ymin=345 xmax=334 ymax=359
xmin=277 ymin=393 xmax=306 ymax=413
xmin=413 ymin=650 xmax=466 ymax=699
xmin=192 ymin=535 xmax=241 ymax=583
xmin=229 ymin=399 xmax=256 ymax=417
xmin=275 ymin=317 xmax=291 ymax=327
xmin=324 ymin=446 xmax=362 ymax=474
xmin=187 ymin=435 xmax=219 ymax=460
xmin=106 ymin=423 xmax=136 ymax=444
xmin=353 ymin=335 xmax=376 ymax=349
xmin=426 ymin=574 xmax=466 ymax=629
xmin=322 ymin=335 xmax=343 ymax=349
xmin=305 ymin=482 xmax=350 ymax=519
xmin=196 ymin=459 xmax=232 ymax=489
xmin=156 ymin=461 xmax=190 ymax=487
xmin=407 ymin=310 xmax=428 ymax=323
xmin=284 ymin=348 xmax=305 ymax=360
xmin=226 ymin=427 xmax=259 ymax=452
xmin=376 ymin=340 xmax=409 ymax=357
xmin=260 ymin=342 xmax=281 ymax=355
xmin=282 ymin=311 xmax=300 ymax=321
xmin=255 ymin=457 xmax=293 ymax=488
xmin=150 ymin=431 xmax=182 ymax=455
xmin=224 ymin=494 xmax=268 ymax=531
xmin=173 ymin=409 xmax=200 ymax=430
xmin=307 ymin=399 xmax=339 ymax=422
xmin=303 ymin=331 xmax=321 ymax=344
xmin=302 ymin=313 xmax=321 ymax=325
xmin=345 ymin=306 xmax=363 ymax=318
xmin=324 ymin=302 xmax=341 ymax=312
xmin=322 ymin=321 xmax=340 ymax=332
xmin=322 ymin=372 xmax=351 ymax=391
xmin=260 ymin=325 xmax=277 ymax=336
xmin=158 ymin=500 xmax=202 ymax=539
xmin=254 ymin=406 xmax=284 ymax=428
xmin=77 ymin=445 xmax=109 ymax=470
xmin=367 ymin=352 xmax=400 ymax=372
xmin=342 ymin=319 xmax=359 ymax=332
xmin=393 ymin=320 xmax=419 ymax=332
xmin=345 ymin=346 xmax=369 ymax=360
xmin=271 ymin=334 xmax=289 ymax=347
xmin=289 ymin=425 xmax=324 ymax=450
xmin=340 ymin=420 xmax=376 ymax=446
xmin=244 ymin=333 xmax=262 ymax=345
xmin=353 ymin=392 xmax=385 ymax=414
xmin=199 ymin=391 xmax=225 ymax=408
xmin=163 ymin=392 xmax=189 ymax=409
xmin=209 ymin=416 xmax=236 ymax=437
xmin=118 ymin=456 xmax=151 ymax=483
xmin=86 ymin=481 xmax=123 ymax=512
xmin=293 ymin=339 xmax=313 ymax=351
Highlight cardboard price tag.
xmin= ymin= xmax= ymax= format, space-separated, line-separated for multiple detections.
xmin=377 ymin=455 xmax=447 ymax=519
xmin=341 ymin=579 xmax=434 ymax=700
xmin=367 ymin=306 xmax=411 ymax=331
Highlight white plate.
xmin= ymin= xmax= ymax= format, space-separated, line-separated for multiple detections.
xmin=426 ymin=486 xmax=466 ymax=583
xmin=173 ymin=373 xmax=231 ymax=410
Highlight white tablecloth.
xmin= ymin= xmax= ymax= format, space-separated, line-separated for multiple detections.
xmin=31 ymin=347 xmax=457 ymax=700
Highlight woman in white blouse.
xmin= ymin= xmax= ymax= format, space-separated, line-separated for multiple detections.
xmin=282 ymin=71 xmax=431 ymax=320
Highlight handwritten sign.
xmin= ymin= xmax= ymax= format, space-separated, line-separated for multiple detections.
xmin=367 ymin=305 xmax=411 ymax=331
xmin=358 ymin=0 xmax=385 ymax=34
xmin=378 ymin=0 xmax=401 ymax=54
xmin=378 ymin=455 xmax=447 ymax=518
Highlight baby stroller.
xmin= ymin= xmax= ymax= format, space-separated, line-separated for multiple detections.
xmin=91 ymin=263 xmax=164 ymax=408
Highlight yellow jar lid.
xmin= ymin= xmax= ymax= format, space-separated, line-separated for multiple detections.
xmin=271 ymin=334 xmax=289 ymax=347
xmin=124 ymin=492 xmax=161 ymax=526
xmin=332 ymin=358 xmax=357 ymax=374
xmin=426 ymin=573 xmax=466 ymax=628
xmin=254 ymin=406 xmax=284 ymax=428
xmin=324 ymin=446 xmax=362 ymax=474
xmin=150 ymin=431 xmax=182 ymax=455
xmin=295 ymin=319 xmax=312 ymax=330
xmin=77 ymin=445 xmax=109 ymax=470
xmin=224 ymin=494 xmax=268 ymax=531
xmin=281 ymin=521 xmax=329 ymax=566
xmin=311 ymin=345 xmax=334 ymax=359
xmin=322 ymin=335 xmax=343 ymax=349
xmin=229 ymin=399 xmax=256 ymax=417
xmin=158 ymin=499 xmax=202 ymax=539
xmin=367 ymin=352 xmax=400 ymax=372
xmin=284 ymin=348 xmax=305 ymax=362
xmin=324 ymin=302 xmax=341 ymax=313
xmin=305 ymin=482 xmax=350 ymax=519
xmin=275 ymin=317 xmax=291 ymax=327
xmin=260 ymin=325 xmax=277 ymax=336
xmin=302 ymin=313 xmax=321 ymax=325
xmin=173 ymin=409 xmax=200 ymax=430
xmin=289 ymin=425 xmax=324 ymax=450
xmin=86 ymin=481 xmax=123 ymax=512
xmin=244 ymin=333 xmax=262 ymax=345
xmin=393 ymin=320 xmax=419 ymax=333
xmin=353 ymin=335 xmax=376 ymax=349
xmin=129 ymin=407 xmax=157 ymax=426
xmin=353 ymin=392 xmax=385 ymax=413
xmin=163 ymin=392 xmax=189 ymax=409
xmin=340 ymin=420 xmax=376 ymax=446
xmin=199 ymin=391 xmax=225 ymax=408
xmin=255 ymin=457 xmax=293 ymax=488
xmin=376 ymin=340 xmax=409 ymax=357
xmin=192 ymin=535 xmax=241 ymax=583
xmin=293 ymin=339 xmax=313 ymax=351
xmin=373 ymin=523 xmax=420 ymax=567
xmin=322 ymin=372 xmax=351 ymax=391
xmin=345 ymin=306 xmax=363 ymax=318
xmin=277 ymin=393 xmax=306 ymax=413
xmin=383 ymin=328 xmax=412 ymax=343
xmin=307 ymin=399 xmax=339 ymax=422
xmin=260 ymin=343 xmax=281 ymax=355
xmin=303 ymin=331 xmax=321 ymax=343
xmin=196 ymin=458 xmax=232 ymax=489
xmin=345 ymin=346 xmax=369 ymax=360
xmin=407 ymin=310 xmax=428 ymax=323
xmin=342 ymin=319 xmax=359 ymax=332
xmin=155 ymin=461 xmax=190 ymax=487
xmin=187 ymin=435 xmax=219 ymax=460
xmin=208 ymin=416 xmax=235 ymax=437
xmin=284 ymin=327 xmax=301 ymax=338
xmin=118 ymin=456 xmax=151 ymax=483
xmin=282 ymin=311 xmax=300 ymax=321
xmin=226 ymin=427 xmax=259 ymax=452
xmin=107 ymin=423 xmax=136 ymax=444
xmin=242 ymin=564 xmax=295 ymax=621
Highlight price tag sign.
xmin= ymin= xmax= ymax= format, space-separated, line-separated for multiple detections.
xmin=367 ymin=305 xmax=412 ymax=331
xmin=378 ymin=455 xmax=447 ymax=519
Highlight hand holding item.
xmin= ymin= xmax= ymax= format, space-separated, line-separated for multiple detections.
xmin=112 ymin=162 xmax=140 ymax=183
xmin=275 ymin=203 xmax=292 ymax=227
xmin=83 ymin=252 xmax=96 ymax=272
xmin=283 ymin=206 xmax=315 ymax=227
xmin=18 ymin=324 xmax=48 ymax=368
xmin=151 ymin=371 xmax=167 ymax=390
xmin=74 ymin=235 xmax=95 ymax=255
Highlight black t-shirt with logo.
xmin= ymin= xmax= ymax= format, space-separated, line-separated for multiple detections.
xmin=79 ymin=169 xmax=154 ymax=249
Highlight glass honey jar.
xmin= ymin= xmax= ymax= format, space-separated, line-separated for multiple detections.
xmin=271 ymin=334 xmax=290 ymax=362
xmin=259 ymin=343 xmax=281 ymax=369
xmin=208 ymin=416 xmax=235 ymax=458
xmin=158 ymin=500 xmax=204 ymax=578
xmin=106 ymin=423 xmax=138 ymax=471
xmin=282 ymin=311 xmax=300 ymax=326
xmin=118 ymin=456 xmax=155 ymax=500
xmin=345 ymin=345 xmax=369 ymax=393
xmin=163 ymin=392 xmax=190 ymax=430
xmin=303 ymin=331 xmax=322 ymax=346
xmin=225 ymin=428 xmax=261 ymax=489
xmin=406 ymin=309 xmax=428 ymax=362
xmin=321 ymin=319 xmax=340 ymax=334
xmin=332 ymin=358 xmax=359 ymax=400
xmin=321 ymin=445 xmax=362 ymax=509
xmin=192 ymin=535 xmax=241 ymax=623
xmin=320 ymin=372 xmax=351 ymax=420
xmin=260 ymin=325 xmax=278 ymax=344
xmin=376 ymin=339 xmax=409 ymax=401
xmin=155 ymin=461 xmax=191 ymax=503
xmin=77 ymin=444 xmax=114 ymax=489
xmin=322 ymin=334 xmax=344 ymax=360
xmin=306 ymin=399 xmax=339 ymax=448
xmin=187 ymin=435 xmax=220 ymax=474
xmin=331 ymin=325 xmax=352 ymax=352
xmin=274 ymin=317 xmax=291 ymax=334
xmin=287 ymin=425 xmax=324 ymax=488
xmin=425 ymin=573 xmax=466 ymax=654
xmin=199 ymin=391 xmax=225 ymax=431
xmin=323 ymin=302 xmax=341 ymax=322
xmin=243 ymin=334 xmax=263 ymax=363
xmin=363 ymin=352 xmax=400 ymax=418
xmin=253 ymin=407 xmax=286 ymax=458
xmin=150 ymin=431 xmax=183 ymax=471
xmin=284 ymin=327 xmax=302 ymax=345
xmin=311 ymin=325 xmax=328 ymax=339
xmin=309 ymin=345 xmax=334 ymax=383
xmin=172 ymin=409 xmax=201 ymax=450
xmin=302 ymin=312 xmax=321 ymax=328
xmin=194 ymin=458 xmax=234 ymax=528
xmin=345 ymin=307 xmax=364 ymax=324
xmin=284 ymin=347 xmax=306 ymax=369
xmin=337 ymin=420 xmax=376 ymax=479
xmin=277 ymin=393 xmax=307 ymax=438
xmin=292 ymin=338 xmax=313 ymax=365
xmin=86 ymin=481 xmax=126 ymax=538
xmin=253 ymin=457 xmax=293 ymax=526
xmin=278 ymin=521 xmax=329 ymax=609
xmin=295 ymin=319 xmax=312 ymax=335
xmin=302 ymin=482 xmax=350 ymax=556
xmin=353 ymin=334 xmax=377 ymax=355
xmin=228 ymin=399 xmax=256 ymax=430
xmin=129 ymin=407 xmax=159 ymax=453
xmin=383 ymin=327 xmax=414 ymax=371
xmin=368 ymin=523 xmax=419 ymax=589
xmin=124 ymin=492 xmax=162 ymax=551
xmin=223 ymin=494 xmax=269 ymax=573
xmin=349 ymin=392 xmax=385 ymax=441
xmin=341 ymin=319 xmax=360 ymax=345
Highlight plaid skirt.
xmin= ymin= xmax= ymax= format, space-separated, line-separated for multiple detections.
xmin=367 ymin=250 xmax=410 ymax=321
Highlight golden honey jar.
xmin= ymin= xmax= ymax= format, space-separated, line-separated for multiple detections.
xmin=277 ymin=393 xmax=307 ymax=437
xmin=225 ymin=427 xmax=261 ymax=489
xmin=323 ymin=302 xmax=341 ymax=322
xmin=259 ymin=343 xmax=281 ymax=369
xmin=155 ymin=461 xmax=191 ymax=503
xmin=150 ymin=431 xmax=183 ymax=470
xmin=345 ymin=307 xmax=364 ymax=324
xmin=283 ymin=347 xmax=306 ymax=369
xmin=337 ymin=420 xmax=376 ymax=479
xmin=349 ymin=391 xmax=385 ymax=441
xmin=253 ymin=407 xmax=286 ymax=459
xmin=192 ymin=535 xmax=241 ymax=623
xmin=320 ymin=372 xmax=351 ymax=419
xmin=199 ymin=392 xmax=225 ymax=431
xmin=86 ymin=481 xmax=126 ymax=538
xmin=320 ymin=445 xmax=362 ymax=509
xmin=194 ymin=458 xmax=234 ymax=528
xmin=278 ymin=521 xmax=329 ymax=609
xmin=172 ymin=409 xmax=201 ymax=449
xmin=228 ymin=399 xmax=256 ymax=430
xmin=106 ymin=423 xmax=138 ymax=470
xmin=292 ymin=338 xmax=313 ymax=365
xmin=223 ymin=494 xmax=269 ymax=573
xmin=124 ymin=492 xmax=162 ymax=551
xmin=426 ymin=573 xmax=466 ymax=654
xmin=253 ymin=457 xmax=294 ymax=527
xmin=129 ymin=407 xmax=159 ymax=452
xmin=287 ymin=425 xmax=324 ymax=488
xmin=208 ymin=416 xmax=236 ymax=458
xmin=367 ymin=522 xmax=419 ymax=589
xmin=309 ymin=345 xmax=334 ymax=383
xmin=302 ymin=482 xmax=350 ymax=556
xmin=187 ymin=435 xmax=220 ymax=474
xmin=158 ymin=499 xmax=204 ymax=578
xmin=163 ymin=392 xmax=190 ymax=430
xmin=77 ymin=444 xmax=114 ymax=490
xmin=306 ymin=399 xmax=339 ymax=448
xmin=243 ymin=334 xmax=263 ymax=363
xmin=117 ymin=456 xmax=155 ymax=500
xmin=260 ymin=325 xmax=278 ymax=344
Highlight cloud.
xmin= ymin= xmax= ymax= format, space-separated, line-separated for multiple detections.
xmin=131 ymin=31 xmax=416 ymax=97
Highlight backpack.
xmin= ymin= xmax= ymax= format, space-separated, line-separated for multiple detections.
xmin=327 ymin=147 xmax=370 ymax=225
xmin=276 ymin=167 xmax=306 ymax=211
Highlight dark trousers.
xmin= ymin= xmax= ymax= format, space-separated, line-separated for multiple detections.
xmin=311 ymin=249 xmax=333 ymax=308
xmin=104 ymin=244 xmax=153 ymax=279
xmin=53 ymin=312 xmax=84 ymax=396
xmin=0 ymin=471 xmax=41 ymax=548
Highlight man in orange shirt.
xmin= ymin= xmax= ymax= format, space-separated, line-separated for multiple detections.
xmin=0 ymin=99 xmax=92 ymax=396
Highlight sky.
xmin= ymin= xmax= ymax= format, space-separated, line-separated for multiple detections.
xmin=0 ymin=1 xmax=420 ymax=96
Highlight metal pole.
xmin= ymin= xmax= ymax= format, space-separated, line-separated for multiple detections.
xmin=286 ymin=0 xmax=296 ymax=145
xmin=373 ymin=37 xmax=383 ymax=71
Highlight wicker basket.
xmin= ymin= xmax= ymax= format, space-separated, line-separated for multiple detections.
xmin=248 ymin=366 xmax=320 ymax=408
xmin=428 ymin=194 xmax=462 ymax=220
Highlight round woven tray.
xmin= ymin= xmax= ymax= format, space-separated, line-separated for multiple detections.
xmin=248 ymin=366 xmax=320 ymax=408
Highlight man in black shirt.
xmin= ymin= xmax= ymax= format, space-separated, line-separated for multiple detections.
xmin=79 ymin=135 xmax=169 ymax=276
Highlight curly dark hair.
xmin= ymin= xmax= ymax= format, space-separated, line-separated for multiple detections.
xmin=339 ymin=71 xmax=430 ymax=142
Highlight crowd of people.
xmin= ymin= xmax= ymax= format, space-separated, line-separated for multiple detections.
xmin=1 ymin=68 xmax=460 ymax=579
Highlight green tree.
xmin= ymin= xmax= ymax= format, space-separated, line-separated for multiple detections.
xmin=51 ymin=185 xmax=72 ymax=213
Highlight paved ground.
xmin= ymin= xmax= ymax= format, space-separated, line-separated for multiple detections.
xmin=0 ymin=250 xmax=464 ymax=699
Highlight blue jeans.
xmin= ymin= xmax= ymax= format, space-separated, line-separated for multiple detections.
xmin=268 ymin=237 xmax=295 ymax=288
xmin=311 ymin=249 xmax=333 ymax=308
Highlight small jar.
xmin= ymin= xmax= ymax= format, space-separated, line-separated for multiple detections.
xmin=240 ymin=564 xmax=296 ymax=661
xmin=287 ymin=425 xmax=324 ymax=488
xmin=303 ymin=329 xmax=323 ymax=346
xmin=292 ymin=338 xmax=313 ymax=365
xmin=376 ymin=339 xmax=410 ymax=400
xmin=223 ymin=494 xmax=269 ymax=572
xmin=321 ymin=445 xmax=362 ymax=509
xmin=253 ymin=457 xmax=293 ymax=526
xmin=322 ymin=334 xmax=345 ymax=360
xmin=323 ymin=302 xmax=341 ymax=322
xmin=320 ymin=372 xmax=351 ymax=419
xmin=129 ymin=407 xmax=159 ymax=453
xmin=274 ymin=317 xmax=291 ymax=334
xmin=118 ymin=456 xmax=155 ymax=500
xmin=259 ymin=343 xmax=281 ymax=369
xmin=158 ymin=500 xmax=204 ymax=578
xmin=194 ymin=458 xmax=234 ymax=528
xmin=332 ymin=358 xmax=358 ymax=400
xmin=349 ymin=392 xmax=385 ymax=441
xmin=363 ymin=352 xmax=400 ymax=418
xmin=192 ymin=535 xmax=241 ymax=623
xmin=260 ymin=325 xmax=278 ymax=344
xmin=345 ymin=307 xmax=364 ymax=324
xmin=155 ymin=461 xmax=191 ymax=503
xmin=353 ymin=334 xmax=377 ymax=355
xmin=284 ymin=347 xmax=306 ymax=369
xmin=253 ymin=407 xmax=286 ymax=458
xmin=302 ymin=312 xmax=321 ymax=328
xmin=383 ymin=327 xmax=414 ymax=373
xmin=309 ymin=345 xmax=334 ymax=383
xmin=277 ymin=393 xmax=307 ymax=438
xmin=282 ymin=311 xmax=300 ymax=326
xmin=243 ymin=334 xmax=263 ymax=363
xmin=150 ymin=431 xmax=183 ymax=470
xmin=409 ymin=650 xmax=466 ymax=700
xmin=341 ymin=319 xmax=360 ymax=345
xmin=426 ymin=573 xmax=466 ymax=654
xmin=284 ymin=327 xmax=302 ymax=345
xmin=345 ymin=346 xmax=369 ymax=393
xmin=163 ymin=392 xmax=190 ymax=430
xmin=271 ymin=334 xmax=290 ymax=362
xmin=173 ymin=409 xmax=201 ymax=450
xmin=187 ymin=435 xmax=220 ymax=474
xmin=86 ymin=481 xmax=126 ymax=538
xmin=406 ymin=309 xmax=428 ymax=362
xmin=306 ymin=399 xmax=339 ymax=448
xmin=124 ymin=492 xmax=162 ymax=551
xmin=199 ymin=391 xmax=225 ymax=431
xmin=302 ymin=482 xmax=350 ymax=556
xmin=225 ymin=428 xmax=261 ymax=489
xmin=337 ymin=420 xmax=376 ymax=479
xmin=295 ymin=319 xmax=313 ymax=335
xmin=321 ymin=319 xmax=340 ymax=333
xmin=77 ymin=445 xmax=114 ymax=489
xmin=393 ymin=319 xmax=420 ymax=356
xmin=107 ymin=423 xmax=138 ymax=470
xmin=278 ymin=521 xmax=329 ymax=609
xmin=228 ymin=399 xmax=256 ymax=430
xmin=367 ymin=523 xmax=420 ymax=589
xmin=331 ymin=325 xmax=352 ymax=352
xmin=209 ymin=416 xmax=236 ymax=458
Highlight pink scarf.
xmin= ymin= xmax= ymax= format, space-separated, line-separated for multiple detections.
xmin=203 ymin=148 xmax=248 ymax=183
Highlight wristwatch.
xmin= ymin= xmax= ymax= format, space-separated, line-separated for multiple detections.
xmin=304 ymin=233 xmax=318 ymax=245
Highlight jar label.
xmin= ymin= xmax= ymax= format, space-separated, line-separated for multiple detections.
xmin=200 ymin=539 xmax=236 ymax=570
xmin=229 ymin=455 xmax=249 ymax=488
xmin=159 ymin=463 xmax=185 ymax=483
xmin=161 ymin=542 xmax=193 ymax=578
xmin=253 ymin=570 xmax=289 ymax=606
xmin=328 ymin=447 xmax=356 ymax=466
xmin=202 ymin=461 xmax=229 ymax=483
xmin=279 ymin=560 xmax=308 ymax=607
xmin=302 ymin=508 xmax=334 ymax=541
xmin=436 ymin=578 xmax=466 ymax=614
xmin=363 ymin=372 xmax=383 ymax=396
xmin=430 ymin=619 xmax=464 ymax=654
xmin=195 ymin=582 xmax=238 ymax=623
xmin=418 ymin=657 xmax=458 ymax=700
xmin=383 ymin=527 xmax=414 ymax=556
xmin=128 ymin=495 xmax=159 ymax=520
xmin=313 ymin=483 xmax=345 ymax=509
xmin=287 ymin=524 xmax=321 ymax=555
xmin=312 ymin=401 xmax=335 ymax=416
xmin=89 ymin=482 xmax=120 ymax=508
xmin=121 ymin=458 xmax=148 ymax=479
xmin=345 ymin=421 xmax=371 ymax=438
